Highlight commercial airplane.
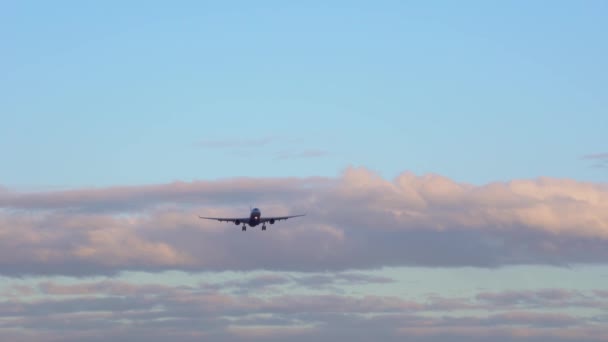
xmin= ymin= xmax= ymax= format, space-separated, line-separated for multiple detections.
xmin=198 ymin=207 xmax=305 ymax=231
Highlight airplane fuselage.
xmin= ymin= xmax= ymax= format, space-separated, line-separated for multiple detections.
xmin=248 ymin=208 xmax=262 ymax=227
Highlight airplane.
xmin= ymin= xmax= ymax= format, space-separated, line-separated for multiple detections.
xmin=198 ymin=207 xmax=305 ymax=231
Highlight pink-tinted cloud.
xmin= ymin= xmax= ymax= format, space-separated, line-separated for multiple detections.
xmin=0 ymin=167 xmax=607 ymax=276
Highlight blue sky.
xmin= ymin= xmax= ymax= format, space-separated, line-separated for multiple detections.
xmin=1 ymin=2 xmax=608 ymax=341
xmin=1 ymin=0 xmax=607 ymax=188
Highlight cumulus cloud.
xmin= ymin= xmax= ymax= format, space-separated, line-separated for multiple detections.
xmin=0 ymin=166 xmax=607 ymax=276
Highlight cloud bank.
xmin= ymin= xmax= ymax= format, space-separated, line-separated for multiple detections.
xmin=0 ymin=274 xmax=606 ymax=342
xmin=0 ymin=166 xmax=607 ymax=276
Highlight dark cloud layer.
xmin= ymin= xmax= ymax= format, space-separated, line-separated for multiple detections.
xmin=0 ymin=167 xmax=607 ymax=276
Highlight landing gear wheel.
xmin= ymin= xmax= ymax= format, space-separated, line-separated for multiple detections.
xmin=242 ymin=225 xmax=246 ymax=231
xmin=262 ymin=225 xmax=266 ymax=231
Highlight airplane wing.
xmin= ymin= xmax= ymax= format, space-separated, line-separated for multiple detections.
xmin=259 ymin=214 xmax=306 ymax=223
xmin=198 ymin=216 xmax=250 ymax=223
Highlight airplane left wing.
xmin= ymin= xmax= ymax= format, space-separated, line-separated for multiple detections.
xmin=198 ymin=216 xmax=250 ymax=223
xmin=259 ymin=214 xmax=306 ymax=223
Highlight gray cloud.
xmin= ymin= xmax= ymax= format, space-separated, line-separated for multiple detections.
xmin=196 ymin=136 xmax=278 ymax=148
xmin=274 ymin=149 xmax=328 ymax=160
xmin=198 ymin=272 xmax=396 ymax=295
xmin=475 ymin=288 xmax=608 ymax=311
xmin=195 ymin=136 xmax=306 ymax=150
xmin=0 ymin=176 xmax=333 ymax=213
xmin=477 ymin=289 xmax=579 ymax=306
xmin=581 ymin=153 xmax=608 ymax=168
xmin=582 ymin=153 xmax=608 ymax=160
xmin=0 ymin=167 xmax=607 ymax=276
xmin=594 ymin=290 xmax=608 ymax=298
xmin=0 ymin=280 xmax=606 ymax=342
xmin=200 ymin=274 xmax=292 ymax=295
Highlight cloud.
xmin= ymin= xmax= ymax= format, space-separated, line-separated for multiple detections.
xmin=0 ymin=279 xmax=607 ymax=342
xmin=195 ymin=136 xmax=278 ymax=148
xmin=594 ymin=290 xmax=608 ymax=298
xmin=274 ymin=149 xmax=328 ymax=160
xmin=477 ymin=288 xmax=575 ymax=304
xmin=200 ymin=274 xmax=292 ymax=295
xmin=581 ymin=153 xmax=608 ymax=168
xmin=475 ymin=289 xmax=608 ymax=310
xmin=0 ymin=176 xmax=334 ymax=212
xmin=0 ymin=166 xmax=608 ymax=276
xmin=37 ymin=280 xmax=178 ymax=296
xmin=195 ymin=136 xmax=305 ymax=150
xmin=582 ymin=153 xmax=608 ymax=160
xmin=195 ymin=137 xmax=327 ymax=161
xmin=197 ymin=272 xmax=396 ymax=295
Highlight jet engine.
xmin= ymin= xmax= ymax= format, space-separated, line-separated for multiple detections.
xmin=269 ymin=219 xmax=275 ymax=224
xmin=234 ymin=220 xmax=241 ymax=225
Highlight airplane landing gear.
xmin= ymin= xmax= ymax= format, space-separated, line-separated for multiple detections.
xmin=262 ymin=224 xmax=266 ymax=231
xmin=242 ymin=225 xmax=246 ymax=231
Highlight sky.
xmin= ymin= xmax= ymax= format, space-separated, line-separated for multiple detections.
xmin=1 ymin=1 xmax=607 ymax=341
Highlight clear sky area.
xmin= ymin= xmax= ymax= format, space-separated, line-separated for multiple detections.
xmin=1 ymin=1 xmax=607 ymax=342
xmin=1 ymin=0 xmax=606 ymax=188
